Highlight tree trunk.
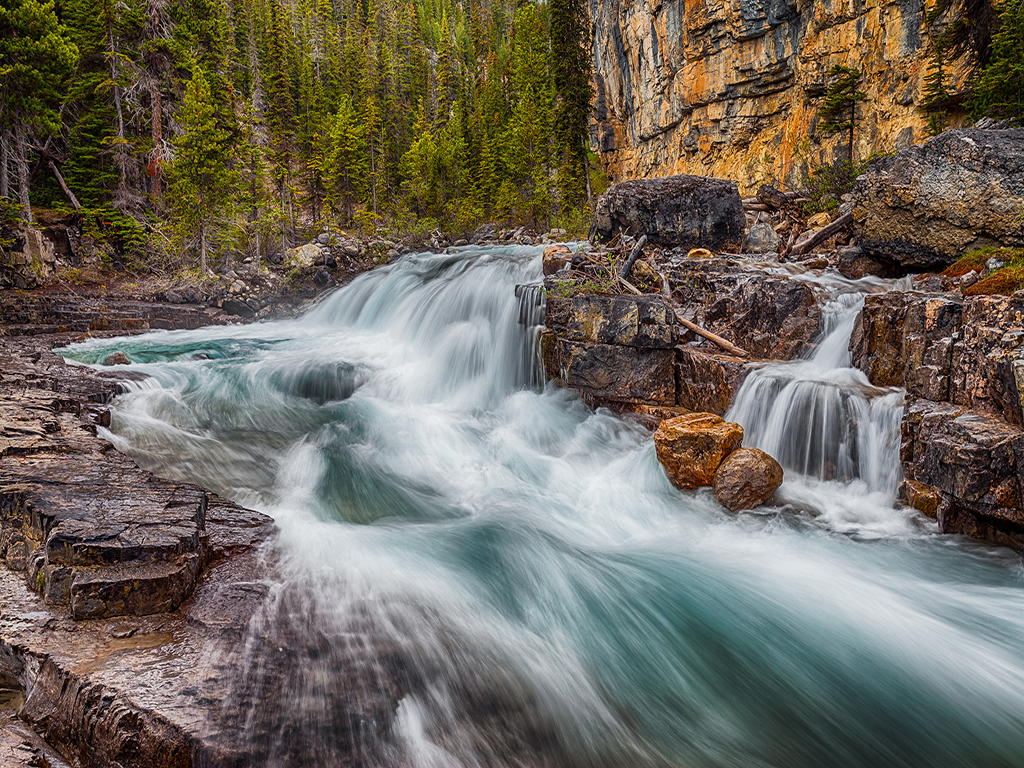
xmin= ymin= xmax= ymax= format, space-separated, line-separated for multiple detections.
xmin=14 ymin=126 xmax=32 ymax=223
xmin=583 ymin=141 xmax=593 ymax=210
xmin=108 ymin=22 xmax=131 ymax=202
xmin=0 ymin=128 xmax=9 ymax=200
xmin=199 ymin=219 xmax=208 ymax=274
xmin=150 ymin=78 xmax=163 ymax=205
xmin=48 ymin=161 xmax=82 ymax=210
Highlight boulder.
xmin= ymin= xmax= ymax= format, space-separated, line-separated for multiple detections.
xmin=836 ymin=245 xmax=904 ymax=279
xmin=852 ymin=129 xmax=1024 ymax=268
xmin=542 ymin=245 xmax=571 ymax=276
xmin=285 ymin=243 xmax=322 ymax=268
xmin=743 ymin=222 xmax=781 ymax=254
xmin=712 ymin=447 xmax=784 ymax=512
xmin=653 ymin=413 xmax=743 ymax=489
xmin=591 ymin=175 xmax=745 ymax=251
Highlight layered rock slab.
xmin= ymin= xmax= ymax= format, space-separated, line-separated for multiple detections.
xmin=852 ymin=129 xmax=1024 ymax=268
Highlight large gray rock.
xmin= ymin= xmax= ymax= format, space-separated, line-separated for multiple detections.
xmin=852 ymin=129 xmax=1024 ymax=268
xmin=591 ymin=175 xmax=745 ymax=250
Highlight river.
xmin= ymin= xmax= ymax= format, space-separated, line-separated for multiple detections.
xmin=63 ymin=245 xmax=1024 ymax=768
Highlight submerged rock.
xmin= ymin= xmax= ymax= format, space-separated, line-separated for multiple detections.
xmin=852 ymin=129 xmax=1024 ymax=268
xmin=102 ymin=351 xmax=131 ymax=366
xmin=654 ymin=412 xmax=743 ymax=489
xmin=712 ymin=447 xmax=783 ymax=512
xmin=591 ymin=175 xmax=745 ymax=251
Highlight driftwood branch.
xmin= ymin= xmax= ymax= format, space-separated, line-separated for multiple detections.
xmin=48 ymin=160 xmax=81 ymax=210
xmin=622 ymin=271 xmax=748 ymax=357
xmin=789 ymin=211 xmax=853 ymax=257
xmin=674 ymin=313 xmax=748 ymax=358
xmin=618 ymin=234 xmax=647 ymax=278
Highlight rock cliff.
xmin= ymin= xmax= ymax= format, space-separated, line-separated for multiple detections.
xmin=590 ymin=0 xmax=956 ymax=192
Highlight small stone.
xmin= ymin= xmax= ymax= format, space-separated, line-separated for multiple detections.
xmin=712 ymin=447 xmax=784 ymax=512
xmin=654 ymin=413 xmax=743 ymax=489
xmin=316 ymin=233 xmax=331 ymax=245
xmin=314 ymin=268 xmax=330 ymax=287
xmin=987 ymin=258 xmax=1005 ymax=271
xmin=800 ymin=256 xmax=829 ymax=270
xmin=806 ymin=211 xmax=833 ymax=229
xmin=687 ymin=248 xmax=714 ymax=259
xmin=102 ymin=352 xmax=131 ymax=366
xmin=543 ymin=245 xmax=572 ymax=276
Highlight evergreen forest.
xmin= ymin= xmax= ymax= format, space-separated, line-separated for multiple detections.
xmin=0 ymin=0 xmax=596 ymax=268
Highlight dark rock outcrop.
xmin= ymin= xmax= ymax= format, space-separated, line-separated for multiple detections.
xmin=902 ymin=400 xmax=1024 ymax=550
xmin=654 ymin=413 xmax=743 ymax=489
xmin=668 ymin=258 xmax=822 ymax=360
xmin=591 ymin=175 xmax=745 ymax=250
xmin=852 ymin=129 xmax=1024 ymax=268
xmin=713 ymin=447 xmax=784 ymax=512
xmin=853 ymin=290 xmax=1024 ymax=550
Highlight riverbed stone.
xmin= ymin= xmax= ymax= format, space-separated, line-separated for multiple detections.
xmin=742 ymin=222 xmax=781 ymax=254
xmin=591 ymin=175 xmax=745 ymax=251
xmin=712 ymin=447 xmax=784 ymax=512
xmin=654 ymin=413 xmax=743 ymax=490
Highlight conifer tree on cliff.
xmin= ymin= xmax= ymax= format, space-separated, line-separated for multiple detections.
xmin=817 ymin=65 xmax=867 ymax=163
xmin=969 ymin=0 xmax=1024 ymax=121
xmin=550 ymin=0 xmax=593 ymax=211
xmin=168 ymin=69 xmax=236 ymax=274
xmin=0 ymin=0 xmax=78 ymax=222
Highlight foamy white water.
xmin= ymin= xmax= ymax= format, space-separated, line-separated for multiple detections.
xmin=63 ymin=247 xmax=1024 ymax=768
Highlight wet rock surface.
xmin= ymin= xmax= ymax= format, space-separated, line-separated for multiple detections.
xmin=654 ymin=413 xmax=743 ymax=490
xmin=0 ymin=302 xmax=283 ymax=765
xmin=591 ymin=175 xmax=745 ymax=250
xmin=855 ymin=290 xmax=1024 ymax=550
xmin=852 ymin=129 xmax=1024 ymax=269
xmin=713 ymin=448 xmax=784 ymax=512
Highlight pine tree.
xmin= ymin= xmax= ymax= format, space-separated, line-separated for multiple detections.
xmin=817 ymin=65 xmax=867 ymax=162
xmin=969 ymin=0 xmax=1024 ymax=121
xmin=168 ymin=68 xmax=236 ymax=273
xmin=549 ymin=0 xmax=592 ymax=210
xmin=0 ymin=0 xmax=78 ymax=221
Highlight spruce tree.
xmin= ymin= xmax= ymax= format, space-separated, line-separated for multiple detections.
xmin=549 ymin=0 xmax=593 ymax=210
xmin=969 ymin=0 xmax=1024 ymax=121
xmin=168 ymin=68 xmax=236 ymax=273
xmin=0 ymin=0 xmax=78 ymax=221
xmin=817 ymin=65 xmax=867 ymax=162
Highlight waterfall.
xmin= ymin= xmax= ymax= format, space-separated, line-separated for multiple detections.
xmin=60 ymin=248 xmax=1024 ymax=768
xmin=727 ymin=288 xmax=905 ymax=524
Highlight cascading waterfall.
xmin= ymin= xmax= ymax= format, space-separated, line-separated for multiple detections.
xmin=728 ymin=289 xmax=905 ymax=524
xmin=62 ymin=246 xmax=1024 ymax=768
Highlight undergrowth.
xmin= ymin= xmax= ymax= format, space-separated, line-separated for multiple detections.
xmin=944 ymin=246 xmax=1024 ymax=295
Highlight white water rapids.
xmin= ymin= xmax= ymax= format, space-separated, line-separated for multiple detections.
xmin=62 ymin=247 xmax=1024 ymax=768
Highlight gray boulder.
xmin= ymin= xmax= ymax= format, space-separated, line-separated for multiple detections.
xmin=591 ymin=174 xmax=745 ymax=251
xmin=743 ymin=222 xmax=781 ymax=254
xmin=852 ymin=129 xmax=1024 ymax=269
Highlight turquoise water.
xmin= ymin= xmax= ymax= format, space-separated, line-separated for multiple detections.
xmin=63 ymin=246 xmax=1024 ymax=768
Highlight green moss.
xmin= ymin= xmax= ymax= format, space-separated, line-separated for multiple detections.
xmin=955 ymin=247 xmax=1024 ymax=295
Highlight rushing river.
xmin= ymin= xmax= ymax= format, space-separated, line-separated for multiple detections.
xmin=63 ymin=246 xmax=1024 ymax=768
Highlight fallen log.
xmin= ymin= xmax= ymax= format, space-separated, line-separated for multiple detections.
xmin=789 ymin=210 xmax=853 ymax=256
xmin=618 ymin=234 xmax=648 ymax=278
xmin=673 ymin=313 xmax=748 ymax=358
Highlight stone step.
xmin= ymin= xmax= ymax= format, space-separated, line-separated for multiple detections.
xmin=69 ymin=552 xmax=205 ymax=619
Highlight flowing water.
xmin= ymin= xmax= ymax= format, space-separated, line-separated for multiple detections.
xmin=63 ymin=246 xmax=1024 ymax=768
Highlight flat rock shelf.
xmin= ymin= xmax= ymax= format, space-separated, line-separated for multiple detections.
xmin=0 ymin=318 xmax=276 ymax=767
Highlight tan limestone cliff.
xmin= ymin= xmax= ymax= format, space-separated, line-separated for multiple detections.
xmin=590 ymin=0 xmax=970 ymax=193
